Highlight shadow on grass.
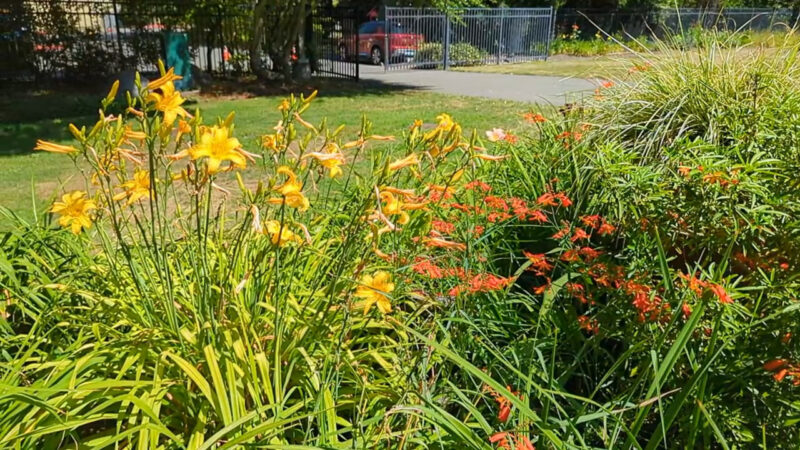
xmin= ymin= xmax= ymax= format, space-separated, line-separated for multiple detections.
xmin=197 ymin=76 xmax=420 ymax=99
xmin=0 ymin=76 xmax=420 ymax=156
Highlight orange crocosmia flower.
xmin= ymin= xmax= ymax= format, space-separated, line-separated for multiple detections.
xmin=424 ymin=237 xmax=466 ymax=251
xmin=533 ymin=278 xmax=551 ymax=295
xmin=577 ymin=315 xmax=599 ymax=334
xmin=523 ymin=251 xmax=553 ymax=273
xmin=552 ymin=225 xmax=571 ymax=240
xmin=597 ymin=222 xmax=615 ymax=235
xmin=465 ymin=180 xmax=492 ymax=192
xmin=764 ymin=359 xmax=789 ymax=372
xmin=536 ymin=193 xmax=557 ymax=207
xmin=581 ymin=215 xmax=602 ymax=228
xmin=432 ymin=219 xmax=455 ymax=234
xmin=570 ymin=228 xmax=590 ymax=242
xmin=679 ymin=272 xmax=707 ymax=295
xmin=708 ymin=283 xmax=733 ymax=304
xmin=497 ymin=403 xmax=512 ymax=422
xmin=516 ymin=435 xmax=535 ymax=450
xmin=411 ymin=258 xmax=446 ymax=279
xmin=528 ymin=209 xmax=547 ymax=223
xmin=485 ymin=196 xmax=510 ymax=212
xmin=467 ymin=273 xmax=513 ymax=293
xmin=523 ymin=112 xmax=547 ymax=123
xmin=678 ymin=166 xmax=691 ymax=177
xmin=490 ymin=432 xmax=512 ymax=449
xmin=504 ymin=133 xmax=518 ymax=144
xmin=600 ymin=80 xmax=614 ymax=88
xmin=579 ymin=246 xmax=602 ymax=261
xmin=681 ymin=303 xmax=693 ymax=319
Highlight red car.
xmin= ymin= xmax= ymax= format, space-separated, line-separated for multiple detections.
xmin=339 ymin=21 xmax=422 ymax=65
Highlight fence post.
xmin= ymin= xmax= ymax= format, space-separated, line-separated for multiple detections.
xmin=111 ymin=0 xmax=124 ymax=68
xmin=443 ymin=11 xmax=450 ymax=70
xmin=384 ymin=7 xmax=390 ymax=71
xmin=496 ymin=8 xmax=504 ymax=65
xmin=218 ymin=5 xmax=226 ymax=76
xmin=546 ymin=7 xmax=554 ymax=61
xmin=355 ymin=13 xmax=360 ymax=79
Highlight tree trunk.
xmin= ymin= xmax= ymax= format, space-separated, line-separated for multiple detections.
xmin=249 ymin=0 xmax=271 ymax=80
xmin=249 ymin=0 xmax=309 ymax=82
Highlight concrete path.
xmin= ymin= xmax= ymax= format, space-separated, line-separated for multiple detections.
xmin=359 ymin=64 xmax=595 ymax=105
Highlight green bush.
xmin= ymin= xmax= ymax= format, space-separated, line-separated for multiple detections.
xmin=416 ymin=41 xmax=488 ymax=66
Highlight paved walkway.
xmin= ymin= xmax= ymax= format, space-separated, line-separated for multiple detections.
xmin=359 ymin=65 xmax=594 ymax=105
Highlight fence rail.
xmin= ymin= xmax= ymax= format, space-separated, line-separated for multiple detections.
xmin=555 ymin=7 xmax=797 ymax=38
xmin=2 ymin=3 xmax=799 ymax=82
xmin=383 ymin=7 xmax=553 ymax=71
xmin=0 ymin=0 xmax=358 ymax=82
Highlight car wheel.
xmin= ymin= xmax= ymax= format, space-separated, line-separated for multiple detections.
xmin=338 ymin=44 xmax=347 ymax=61
xmin=370 ymin=46 xmax=383 ymax=65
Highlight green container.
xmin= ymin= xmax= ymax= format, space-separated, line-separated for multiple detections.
xmin=165 ymin=32 xmax=192 ymax=90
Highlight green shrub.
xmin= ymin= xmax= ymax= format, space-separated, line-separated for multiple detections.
xmin=416 ymin=41 xmax=488 ymax=66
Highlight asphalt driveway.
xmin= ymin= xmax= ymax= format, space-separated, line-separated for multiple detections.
xmin=359 ymin=64 xmax=595 ymax=105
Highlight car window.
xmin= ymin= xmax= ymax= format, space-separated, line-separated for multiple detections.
xmin=359 ymin=22 xmax=377 ymax=34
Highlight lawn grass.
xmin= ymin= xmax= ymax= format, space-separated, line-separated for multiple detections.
xmin=0 ymin=86 xmax=532 ymax=222
xmin=455 ymin=54 xmax=640 ymax=79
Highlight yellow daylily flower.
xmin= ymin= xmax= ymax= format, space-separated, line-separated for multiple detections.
xmin=146 ymin=67 xmax=183 ymax=92
xmin=190 ymin=125 xmax=246 ymax=174
xmin=436 ymin=113 xmax=456 ymax=131
xmin=146 ymin=81 xmax=189 ymax=126
xmin=264 ymin=220 xmax=303 ymax=246
xmin=262 ymin=133 xmax=284 ymax=152
xmin=474 ymin=152 xmax=508 ymax=161
xmin=355 ymin=271 xmax=394 ymax=314
xmin=380 ymin=191 xmax=410 ymax=225
xmin=303 ymin=143 xmax=345 ymax=178
xmin=124 ymin=126 xmax=147 ymax=141
xmin=51 ymin=191 xmax=96 ymax=234
xmin=34 ymin=140 xmax=78 ymax=154
xmin=175 ymin=119 xmax=192 ymax=141
xmin=268 ymin=166 xmax=309 ymax=211
xmin=113 ymin=169 xmax=151 ymax=205
xmin=388 ymin=153 xmax=420 ymax=171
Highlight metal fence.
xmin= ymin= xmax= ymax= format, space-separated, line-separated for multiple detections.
xmin=383 ymin=7 xmax=553 ymax=71
xmin=555 ymin=7 xmax=797 ymax=39
xmin=0 ymin=0 xmax=358 ymax=82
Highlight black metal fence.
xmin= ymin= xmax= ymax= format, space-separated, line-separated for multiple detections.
xmin=0 ymin=0 xmax=358 ymax=82
xmin=383 ymin=7 xmax=553 ymax=71
xmin=555 ymin=7 xmax=797 ymax=39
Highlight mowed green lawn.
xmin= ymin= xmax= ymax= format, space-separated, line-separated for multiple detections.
xmin=455 ymin=54 xmax=641 ymax=79
xmin=0 ymin=85 xmax=533 ymax=222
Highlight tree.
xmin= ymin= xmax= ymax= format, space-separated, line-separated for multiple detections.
xmin=250 ymin=0 xmax=311 ymax=81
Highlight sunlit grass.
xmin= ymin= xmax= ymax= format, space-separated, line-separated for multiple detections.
xmin=0 ymin=90 xmax=531 ymax=221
